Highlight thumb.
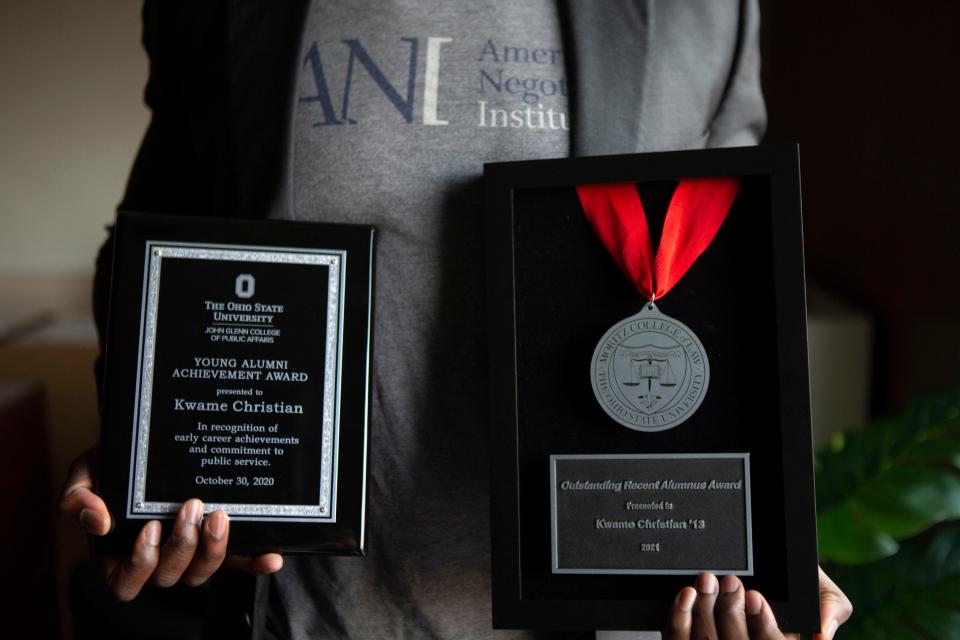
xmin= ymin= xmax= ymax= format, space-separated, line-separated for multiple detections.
xmin=815 ymin=567 xmax=852 ymax=640
xmin=59 ymin=444 xmax=112 ymax=536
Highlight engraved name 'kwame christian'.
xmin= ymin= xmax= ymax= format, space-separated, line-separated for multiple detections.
xmin=173 ymin=398 xmax=304 ymax=414
xmin=595 ymin=518 xmax=689 ymax=529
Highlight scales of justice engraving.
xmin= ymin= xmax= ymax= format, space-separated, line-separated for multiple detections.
xmin=619 ymin=347 xmax=679 ymax=410
xmin=577 ymin=178 xmax=739 ymax=432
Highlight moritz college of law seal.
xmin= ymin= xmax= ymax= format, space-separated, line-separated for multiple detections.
xmin=591 ymin=302 xmax=709 ymax=431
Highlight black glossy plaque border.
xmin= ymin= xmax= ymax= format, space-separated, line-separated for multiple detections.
xmin=95 ymin=212 xmax=374 ymax=556
xmin=484 ymin=145 xmax=819 ymax=631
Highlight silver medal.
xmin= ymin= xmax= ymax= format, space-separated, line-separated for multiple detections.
xmin=590 ymin=302 xmax=709 ymax=432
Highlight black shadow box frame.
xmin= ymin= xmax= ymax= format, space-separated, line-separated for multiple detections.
xmin=94 ymin=212 xmax=374 ymax=556
xmin=484 ymin=145 xmax=819 ymax=632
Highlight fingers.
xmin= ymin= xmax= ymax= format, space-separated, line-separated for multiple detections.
xmin=668 ymin=574 xmax=800 ymax=640
xmin=59 ymin=445 xmax=111 ymax=536
xmin=106 ymin=520 xmax=162 ymax=602
xmin=745 ymin=590 xmax=787 ymax=640
xmin=225 ymin=552 xmax=284 ymax=576
xmin=68 ymin=470 xmax=283 ymax=595
xmin=151 ymin=499 xmax=205 ymax=587
xmin=815 ymin=567 xmax=852 ymax=640
xmin=691 ymin=572 xmax=720 ymax=639
xmin=663 ymin=586 xmax=696 ymax=640
xmin=181 ymin=510 xmax=230 ymax=587
xmin=715 ymin=575 xmax=749 ymax=639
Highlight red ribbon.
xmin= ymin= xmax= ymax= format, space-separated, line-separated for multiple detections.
xmin=576 ymin=178 xmax=740 ymax=301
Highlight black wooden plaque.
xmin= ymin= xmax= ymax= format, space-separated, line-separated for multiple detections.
xmin=94 ymin=212 xmax=374 ymax=556
xmin=484 ymin=145 xmax=819 ymax=632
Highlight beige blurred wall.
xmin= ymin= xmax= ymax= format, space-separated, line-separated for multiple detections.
xmin=0 ymin=0 xmax=148 ymax=285
xmin=0 ymin=2 xmax=148 ymax=636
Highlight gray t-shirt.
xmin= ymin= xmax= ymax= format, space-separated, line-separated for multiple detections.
xmin=272 ymin=1 xmax=569 ymax=637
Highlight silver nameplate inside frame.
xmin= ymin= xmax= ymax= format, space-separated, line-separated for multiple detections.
xmin=550 ymin=453 xmax=753 ymax=575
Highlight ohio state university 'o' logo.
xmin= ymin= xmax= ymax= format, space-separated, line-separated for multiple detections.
xmin=235 ymin=274 xmax=255 ymax=299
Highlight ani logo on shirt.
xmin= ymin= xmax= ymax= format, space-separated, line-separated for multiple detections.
xmin=298 ymin=37 xmax=569 ymax=131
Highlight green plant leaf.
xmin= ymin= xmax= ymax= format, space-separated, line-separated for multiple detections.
xmin=817 ymin=505 xmax=899 ymax=564
xmin=906 ymin=601 xmax=960 ymax=640
xmin=815 ymin=387 xmax=960 ymax=564
xmin=904 ymin=437 xmax=960 ymax=469
xmin=856 ymin=467 xmax=960 ymax=539
xmin=828 ymin=525 xmax=960 ymax=640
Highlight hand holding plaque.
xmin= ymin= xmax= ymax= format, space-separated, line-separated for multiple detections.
xmin=662 ymin=568 xmax=851 ymax=640
xmin=60 ymin=443 xmax=283 ymax=601
xmin=92 ymin=213 xmax=374 ymax=558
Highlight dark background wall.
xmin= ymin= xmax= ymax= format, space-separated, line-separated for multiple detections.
xmin=760 ymin=0 xmax=960 ymax=411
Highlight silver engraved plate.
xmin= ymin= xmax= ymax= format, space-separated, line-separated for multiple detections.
xmin=129 ymin=241 xmax=346 ymax=522
xmin=591 ymin=302 xmax=709 ymax=431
